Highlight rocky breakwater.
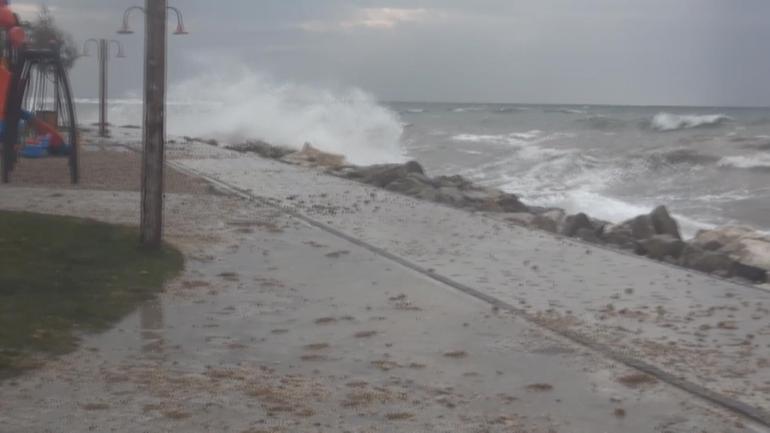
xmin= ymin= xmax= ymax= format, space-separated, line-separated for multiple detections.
xmin=228 ymin=140 xmax=770 ymax=285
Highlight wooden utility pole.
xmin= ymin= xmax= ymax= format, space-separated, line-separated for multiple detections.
xmin=140 ymin=0 xmax=167 ymax=248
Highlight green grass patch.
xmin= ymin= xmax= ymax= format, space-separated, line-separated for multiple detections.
xmin=0 ymin=211 xmax=183 ymax=380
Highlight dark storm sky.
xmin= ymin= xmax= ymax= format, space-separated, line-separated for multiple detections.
xmin=12 ymin=0 xmax=770 ymax=106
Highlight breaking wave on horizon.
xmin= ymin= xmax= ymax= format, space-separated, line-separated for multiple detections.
xmin=648 ymin=112 xmax=733 ymax=132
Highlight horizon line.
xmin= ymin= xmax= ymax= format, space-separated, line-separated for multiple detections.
xmin=382 ymin=99 xmax=770 ymax=110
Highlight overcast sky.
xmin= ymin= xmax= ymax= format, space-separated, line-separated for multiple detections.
xmin=11 ymin=0 xmax=770 ymax=106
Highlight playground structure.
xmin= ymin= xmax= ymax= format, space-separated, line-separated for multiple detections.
xmin=0 ymin=2 xmax=79 ymax=184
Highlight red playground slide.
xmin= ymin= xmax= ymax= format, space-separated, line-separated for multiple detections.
xmin=28 ymin=115 xmax=65 ymax=151
xmin=0 ymin=63 xmax=66 ymax=156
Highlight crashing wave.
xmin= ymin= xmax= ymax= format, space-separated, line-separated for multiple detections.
xmin=649 ymin=112 xmax=732 ymax=132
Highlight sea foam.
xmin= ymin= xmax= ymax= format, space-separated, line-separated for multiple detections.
xmin=650 ymin=112 xmax=732 ymax=132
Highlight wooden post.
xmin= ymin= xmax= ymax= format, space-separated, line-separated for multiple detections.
xmin=98 ymin=39 xmax=108 ymax=137
xmin=140 ymin=0 xmax=167 ymax=248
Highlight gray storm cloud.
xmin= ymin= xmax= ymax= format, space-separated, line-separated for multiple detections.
xmin=17 ymin=0 xmax=770 ymax=106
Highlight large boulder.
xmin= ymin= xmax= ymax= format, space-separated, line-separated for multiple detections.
xmin=612 ymin=206 xmax=681 ymax=241
xmin=602 ymin=224 xmax=636 ymax=250
xmin=650 ymin=206 xmax=682 ymax=240
xmin=434 ymin=175 xmax=474 ymax=190
xmin=691 ymin=226 xmax=770 ymax=283
xmin=495 ymin=193 xmax=529 ymax=213
xmin=435 ymin=186 xmax=467 ymax=206
xmin=531 ymin=213 xmax=561 ymax=233
xmin=628 ymin=215 xmax=656 ymax=240
xmin=283 ymin=143 xmax=347 ymax=168
xmin=733 ymin=263 xmax=768 ymax=283
xmin=505 ymin=212 xmax=537 ymax=227
xmin=637 ymin=235 xmax=686 ymax=260
xmin=575 ymin=228 xmax=602 ymax=243
xmin=679 ymin=245 xmax=735 ymax=277
xmin=560 ymin=213 xmax=593 ymax=237
xmin=228 ymin=140 xmax=295 ymax=159
xmin=345 ymin=161 xmax=425 ymax=187
xmin=385 ymin=173 xmax=436 ymax=196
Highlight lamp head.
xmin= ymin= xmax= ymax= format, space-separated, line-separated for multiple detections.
xmin=117 ymin=23 xmax=133 ymax=34
xmin=173 ymin=22 xmax=188 ymax=35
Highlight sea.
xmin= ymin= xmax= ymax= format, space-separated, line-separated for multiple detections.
xmin=76 ymin=93 xmax=770 ymax=238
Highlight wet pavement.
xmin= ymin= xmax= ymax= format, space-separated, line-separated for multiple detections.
xmin=0 ymin=141 xmax=768 ymax=431
xmin=167 ymin=141 xmax=770 ymax=418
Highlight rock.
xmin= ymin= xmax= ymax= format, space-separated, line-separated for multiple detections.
xmin=436 ymin=187 xmax=466 ymax=206
xmin=614 ymin=206 xmax=682 ymax=241
xmin=531 ymin=214 xmax=559 ymax=233
xmin=505 ymin=212 xmax=536 ymax=227
xmin=345 ymin=161 xmax=425 ymax=187
xmin=540 ymin=208 xmax=566 ymax=223
xmin=463 ymin=191 xmax=501 ymax=212
xmin=692 ymin=227 xmax=740 ymax=249
xmin=732 ymin=263 xmax=768 ymax=284
xmin=679 ymin=245 xmax=735 ymax=276
xmin=650 ymin=206 xmax=681 ymax=239
xmin=575 ymin=228 xmax=601 ymax=243
xmin=692 ymin=226 xmax=770 ymax=282
xmin=628 ymin=215 xmax=656 ymax=240
xmin=282 ymin=143 xmax=347 ymax=168
xmin=602 ymin=224 xmax=636 ymax=250
xmin=403 ymin=161 xmax=425 ymax=175
xmin=434 ymin=175 xmax=473 ymax=190
xmin=385 ymin=173 xmax=435 ymax=196
xmin=693 ymin=226 xmax=770 ymax=270
xmin=228 ymin=140 xmax=295 ymax=159
xmin=529 ymin=209 xmax=565 ymax=233
xmin=561 ymin=213 xmax=593 ymax=237
xmin=462 ymin=189 xmax=501 ymax=202
xmin=637 ymin=235 xmax=686 ymax=260
xmin=415 ymin=187 xmax=439 ymax=202
xmin=591 ymin=218 xmax=611 ymax=236
xmin=495 ymin=194 xmax=528 ymax=213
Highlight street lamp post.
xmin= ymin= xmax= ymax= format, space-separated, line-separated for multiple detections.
xmin=118 ymin=1 xmax=188 ymax=249
xmin=83 ymin=38 xmax=125 ymax=138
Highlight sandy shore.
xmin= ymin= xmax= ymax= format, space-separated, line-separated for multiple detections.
xmin=0 ymin=129 xmax=768 ymax=432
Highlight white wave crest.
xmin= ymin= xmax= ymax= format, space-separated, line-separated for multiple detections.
xmin=650 ymin=112 xmax=732 ymax=132
xmin=718 ymin=154 xmax=770 ymax=170
xmin=451 ymin=130 xmax=543 ymax=146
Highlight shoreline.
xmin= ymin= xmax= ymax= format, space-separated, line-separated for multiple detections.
xmin=228 ymin=139 xmax=770 ymax=286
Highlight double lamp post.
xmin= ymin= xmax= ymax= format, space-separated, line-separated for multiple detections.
xmin=82 ymin=38 xmax=124 ymax=138
xmin=115 ymin=1 xmax=188 ymax=248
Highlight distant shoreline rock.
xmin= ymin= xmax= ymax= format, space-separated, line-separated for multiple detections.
xmin=226 ymin=139 xmax=769 ymax=285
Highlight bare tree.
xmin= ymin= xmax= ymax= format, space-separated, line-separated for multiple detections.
xmin=24 ymin=5 xmax=78 ymax=69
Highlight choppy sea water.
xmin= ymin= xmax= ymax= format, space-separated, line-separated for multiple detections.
xmin=392 ymin=103 xmax=770 ymax=236
xmin=77 ymin=97 xmax=770 ymax=237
